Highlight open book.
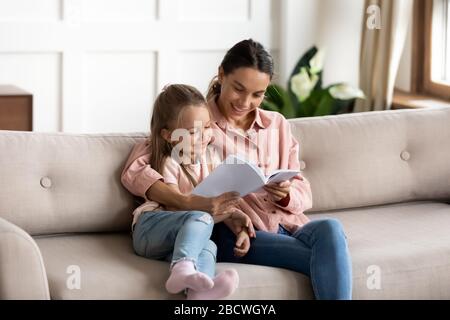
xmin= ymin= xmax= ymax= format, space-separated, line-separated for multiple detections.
xmin=192 ymin=154 xmax=300 ymax=197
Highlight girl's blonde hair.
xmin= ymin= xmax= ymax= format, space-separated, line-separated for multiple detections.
xmin=149 ymin=84 xmax=206 ymax=173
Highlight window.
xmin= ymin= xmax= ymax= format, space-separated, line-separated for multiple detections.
xmin=416 ymin=0 xmax=450 ymax=99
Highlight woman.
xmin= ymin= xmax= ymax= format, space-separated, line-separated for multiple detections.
xmin=121 ymin=39 xmax=352 ymax=300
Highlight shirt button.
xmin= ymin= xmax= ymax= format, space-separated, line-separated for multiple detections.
xmin=272 ymin=210 xmax=276 ymax=214
xmin=264 ymin=198 xmax=267 ymax=202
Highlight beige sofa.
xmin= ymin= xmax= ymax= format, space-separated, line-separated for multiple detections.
xmin=1 ymin=106 xmax=450 ymax=300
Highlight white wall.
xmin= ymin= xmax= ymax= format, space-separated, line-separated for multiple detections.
xmin=278 ymin=0 xmax=318 ymax=84
xmin=394 ymin=11 xmax=413 ymax=92
xmin=278 ymin=0 xmax=364 ymax=88
xmin=0 ymin=0 xmax=280 ymax=133
xmin=0 ymin=0 xmax=364 ymax=133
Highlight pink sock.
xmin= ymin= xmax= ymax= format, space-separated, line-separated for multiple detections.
xmin=165 ymin=260 xmax=214 ymax=294
xmin=186 ymin=269 xmax=239 ymax=300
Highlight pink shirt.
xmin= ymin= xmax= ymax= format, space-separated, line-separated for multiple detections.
xmin=121 ymin=98 xmax=313 ymax=234
xmin=129 ymin=152 xmax=220 ymax=227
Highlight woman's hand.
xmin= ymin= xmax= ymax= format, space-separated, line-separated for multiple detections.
xmin=234 ymin=230 xmax=251 ymax=257
xmin=263 ymin=180 xmax=291 ymax=202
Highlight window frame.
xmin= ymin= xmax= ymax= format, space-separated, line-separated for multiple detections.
xmin=414 ymin=0 xmax=450 ymax=99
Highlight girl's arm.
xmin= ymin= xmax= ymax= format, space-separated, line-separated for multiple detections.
xmin=121 ymin=141 xmax=239 ymax=212
xmin=146 ymin=180 xmax=239 ymax=214
xmin=164 ymin=182 xmax=255 ymax=237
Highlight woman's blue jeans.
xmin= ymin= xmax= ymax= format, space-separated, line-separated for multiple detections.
xmin=132 ymin=210 xmax=217 ymax=278
xmin=211 ymin=218 xmax=353 ymax=300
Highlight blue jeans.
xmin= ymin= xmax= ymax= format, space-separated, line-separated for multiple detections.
xmin=132 ymin=210 xmax=217 ymax=278
xmin=211 ymin=218 xmax=352 ymax=300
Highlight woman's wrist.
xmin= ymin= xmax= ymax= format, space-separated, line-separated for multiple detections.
xmin=275 ymin=193 xmax=290 ymax=207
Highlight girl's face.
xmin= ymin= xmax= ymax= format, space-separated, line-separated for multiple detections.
xmin=217 ymin=67 xmax=271 ymax=124
xmin=162 ymin=105 xmax=212 ymax=160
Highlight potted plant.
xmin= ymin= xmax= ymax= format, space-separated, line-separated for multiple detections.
xmin=262 ymin=46 xmax=365 ymax=118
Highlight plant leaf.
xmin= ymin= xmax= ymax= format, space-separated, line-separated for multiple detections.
xmin=287 ymin=46 xmax=325 ymax=117
xmin=261 ymin=84 xmax=296 ymax=118
xmin=313 ymin=92 xmax=334 ymax=116
xmin=289 ymin=46 xmax=318 ymax=79
xmin=260 ymin=100 xmax=280 ymax=112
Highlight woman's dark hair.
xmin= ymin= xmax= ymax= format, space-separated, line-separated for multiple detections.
xmin=207 ymin=39 xmax=274 ymax=100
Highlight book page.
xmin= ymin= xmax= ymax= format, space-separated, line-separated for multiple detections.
xmin=192 ymin=155 xmax=266 ymax=197
xmin=266 ymin=169 xmax=300 ymax=184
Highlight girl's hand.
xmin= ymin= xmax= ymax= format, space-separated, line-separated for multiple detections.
xmin=186 ymin=192 xmax=240 ymax=216
xmin=263 ymin=180 xmax=291 ymax=202
xmin=234 ymin=230 xmax=251 ymax=257
xmin=229 ymin=209 xmax=255 ymax=238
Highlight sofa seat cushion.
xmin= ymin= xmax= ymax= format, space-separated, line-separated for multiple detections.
xmin=310 ymin=201 xmax=450 ymax=299
xmin=35 ymin=200 xmax=450 ymax=300
xmin=34 ymin=233 xmax=313 ymax=299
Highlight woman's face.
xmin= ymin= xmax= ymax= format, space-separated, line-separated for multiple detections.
xmin=218 ymin=67 xmax=271 ymax=124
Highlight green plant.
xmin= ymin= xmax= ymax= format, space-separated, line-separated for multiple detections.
xmin=262 ymin=46 xmax=365 ymax=118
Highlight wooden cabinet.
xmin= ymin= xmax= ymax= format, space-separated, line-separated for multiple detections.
xmin=0 ymin=85 xmax=33 ymax=131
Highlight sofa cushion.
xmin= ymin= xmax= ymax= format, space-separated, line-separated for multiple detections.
xmin=310 ymin=200 xmax=450 ymax=299
xmin=34 ymin=232 xmax=313 ymax=300
xmin=35 ymin=200 xmax=450 ymax=300
xmin=0 ymin=131 xmax=147 ymax=235
xmin=290 ymin=107 xmax=450 ymax=212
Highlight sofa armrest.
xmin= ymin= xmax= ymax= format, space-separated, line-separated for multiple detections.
xmin=0 ymin=217 xmax=50 ymax=299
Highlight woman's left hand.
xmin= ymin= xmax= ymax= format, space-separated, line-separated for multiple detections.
xmin=264 ymin=180 xmax=291 ymax=202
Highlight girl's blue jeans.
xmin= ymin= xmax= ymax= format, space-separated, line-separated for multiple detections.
xmin=132 ymin=210 xmax=217 ymax=278
xmin=211 ymin=218 xmax=353 ymax=300
xmin=133 ymin=210 xmax=352 ymax=300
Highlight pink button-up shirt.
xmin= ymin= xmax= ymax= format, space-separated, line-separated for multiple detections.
xmin=121 ymin=98 xmax=313 ymax=234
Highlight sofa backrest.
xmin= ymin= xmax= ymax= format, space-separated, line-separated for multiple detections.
xmin=1 ymin=107 xmax=449 ymax=235
xmin=291 ymin=107 xmax=450 ymax=213
xmin=0 ymin=132 xmax=147 ymax=235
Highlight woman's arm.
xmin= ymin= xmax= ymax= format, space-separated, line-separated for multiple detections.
xmin=271 ymin=125 xmax=313 ymax=213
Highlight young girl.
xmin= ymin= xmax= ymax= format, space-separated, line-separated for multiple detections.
xmin=131 ymin=84 xmax=255 ymax=300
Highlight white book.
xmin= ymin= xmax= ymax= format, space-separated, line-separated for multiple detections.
xmin=192 ymin=154 xmax=300 ymax=197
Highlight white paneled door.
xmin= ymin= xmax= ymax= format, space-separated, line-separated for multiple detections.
xmin=0 ymin=0 xmax=279 ymax=133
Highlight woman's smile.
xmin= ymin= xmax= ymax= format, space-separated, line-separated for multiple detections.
xmin=230 ymin=103 xmax=251 ymax=116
